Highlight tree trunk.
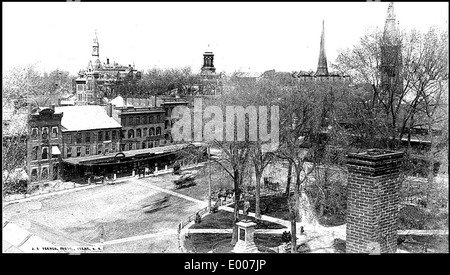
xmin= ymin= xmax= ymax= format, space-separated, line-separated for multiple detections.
xmin=231 ymin=171 xmax=241 ymax=245
xmin=425 ymin=120 xmax=435 ymax=209
xmin=255 ymin=171 xmax=262 ymax=220
xmin=291 ymin=218 xmax=297 ymax=253
xmin=285 ymin=161 xmax=292 ymax=197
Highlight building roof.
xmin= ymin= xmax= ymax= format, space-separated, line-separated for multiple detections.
xmin=55 ymin=106 xmax=122 ymax=132
xmin=62 ymin=143 xmax=202 ymax=165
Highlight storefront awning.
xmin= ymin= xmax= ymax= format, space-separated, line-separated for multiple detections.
xmin=52 ymin=146 xmax=61 ymax=155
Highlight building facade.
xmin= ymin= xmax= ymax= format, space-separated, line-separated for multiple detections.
xmin=115 ymin=106 xmax=166 ymax=151
xmin=56 ymin=105 xmax=122 ymax=160
xmin=27 ymin=106 xmax=63 ymax=184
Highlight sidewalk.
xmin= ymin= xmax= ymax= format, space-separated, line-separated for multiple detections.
xmin=3 ymin=163 xmax=206 ymax=205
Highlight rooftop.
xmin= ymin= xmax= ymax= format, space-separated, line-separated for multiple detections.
xmin=55 ymin=106 xmax=122 ymax=132
xmin=62 ymin=143 xmax=201 ymax=165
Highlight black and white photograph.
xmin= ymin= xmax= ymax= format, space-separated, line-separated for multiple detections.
xmin=2 ymin=1 xmax=448 ymax=257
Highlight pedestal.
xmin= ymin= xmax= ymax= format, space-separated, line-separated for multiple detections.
xmin=232 ymin=221 xmax=258 ymax=253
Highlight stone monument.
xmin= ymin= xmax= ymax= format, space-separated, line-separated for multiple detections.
xmin=232 ymin=220 xmax=259 ymax=253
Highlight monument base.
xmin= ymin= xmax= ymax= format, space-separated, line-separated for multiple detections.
xmin=232 ymin=240 xmax=259 ymax=253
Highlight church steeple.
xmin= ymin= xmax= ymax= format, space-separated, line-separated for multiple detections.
xmin=383 ymin=2 xmax=399 ymax=44
xmin=316 ymin=20 xmax=329 ymax=76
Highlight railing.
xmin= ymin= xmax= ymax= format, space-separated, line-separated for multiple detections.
xmin=179 ymin=206 xmax=209 ymax=230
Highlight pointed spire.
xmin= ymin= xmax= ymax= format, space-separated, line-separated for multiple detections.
xmin=383 ymin=2 xmax=399 ymax=43
xmin=93 ymin=29 xmax=99 ymax=44
xmin=316 ymin=20 xmax=329 ymax=76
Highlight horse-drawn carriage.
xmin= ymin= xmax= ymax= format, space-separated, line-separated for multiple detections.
xmin=264 ymin=177 xmax=280 ymax=192
xmin=173 ymin=170 xmax=197 ymax=189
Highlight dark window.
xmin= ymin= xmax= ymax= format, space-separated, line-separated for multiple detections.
xmin=143 ymin=116 xmax=147 ymax=124
xmin=31 ymin=128 xmax=38 ymax=140
xmin=156 ymin=127 xmax=161 ymax=136
xmin=149 ymin=116 xmax=154 ymax=124
xmin=112 ymin=144 xmax=116 ymax=152
xmin=76 ymin=133 xmax=82 ymax=144
xmin=67 ymin=147 xmax=72 ymax=158
xmin=149 ymin=141 xmax=153 ymax=148
xmin=136 ymin=116 xmax=140 ymax=125
xmin=98 ymin=131 xmax=103 ymax=142
xmin=42 ymin=147 xmax=49 ymax=160
xmin=136 ymin=129 xmax=141 ymax=138
xmin=97 ymin=145 xmax=102 ymax=155
xmin=85 ymin=146 xmax=90 ymax=155
xmin=121 ymin=130 xmax=126 ymax=139
xmin=149 ymin=127 xmax=155 ymax=136
xmin=142 ymin=141 xmax=146 ymax=149
xmin=155 ymin=140 xmax=159 ymax=147
xmin=105 ymin=131 xmax=110 ymax=141
xmin=143 ymin=128 xmax=148 ymax=137
xmin=76 ymin=147 xmax=81 ymax=157
xmin=128 ymin=129 xmax=134 ymax=139
xmin=42 ymin=127 xmax=49 ymax=139
xmin=120 ymin=144 xmax=126 ymax=151
xmin=128 ymin=143 xmax=133 ymax=150
xmin=156 ymin=115 xmax=160 ymax=123
xmin=112 ymin=130 xmax=116 ymax=141
xmin=128 ymin=117 xmax=133 ymax=126
xmin=85 ymin=132 xmax=91 ymax=143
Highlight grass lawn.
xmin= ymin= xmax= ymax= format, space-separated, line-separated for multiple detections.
xmin=184 ymin=233 xmax=286 ymax=253
xmin=189 ymin=210 xmax=286 ymax=230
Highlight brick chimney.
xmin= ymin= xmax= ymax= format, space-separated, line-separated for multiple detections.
xmin=107 ymin=103 xmax=113 ymax=117
xmin=346 ymin=149 xmax=404 ymax=253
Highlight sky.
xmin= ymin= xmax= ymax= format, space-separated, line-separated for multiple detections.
xmin=2 ymin=2 xmax=448 ymax=76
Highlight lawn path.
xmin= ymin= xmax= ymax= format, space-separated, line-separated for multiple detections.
xmin=130 ymin=178 xmax=208 ymax=206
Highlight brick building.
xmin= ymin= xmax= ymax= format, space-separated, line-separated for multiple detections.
xmin=27 ymin=106 xmax=64 ymax=184
xmin=113 ymin=105 xmax=166 ymax=151
xmin=55 ymin=105 xmax=122 ymax=159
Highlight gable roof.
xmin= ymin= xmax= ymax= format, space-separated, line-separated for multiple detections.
xmin=55 ymin=106 xmax=122 ymax=132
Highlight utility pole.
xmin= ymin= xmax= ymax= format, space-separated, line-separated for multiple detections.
xmin=208 ymin=146 xmax=212 ymax=211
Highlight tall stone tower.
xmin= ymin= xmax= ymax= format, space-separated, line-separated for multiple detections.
xmin=316 ymin=20 xmax=329 ymax=76
xmin=380 ymin=2 xmax=402 ymax=95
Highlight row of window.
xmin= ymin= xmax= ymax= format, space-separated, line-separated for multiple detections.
xmin=31 ymin=146 xmax=59 ymax=161
xmin=123 ymin=127 xmax=162 ymax=139
xmin=66 ymin=143 xmax=118 ymax=158
xmin=63 ymin=130 xmax=119 ymax=144
xmin=31 ymin=126 xmax=59 ymax=140
xmin=122 ymin=114 xmax=164 ymax=126
xmin=77 ymin=93 xmax=94 ymax=102
xmin=121 ymin=140 xmax=161 ymax=151
xmin=30 ymin=165 xmax=57 ymax=182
